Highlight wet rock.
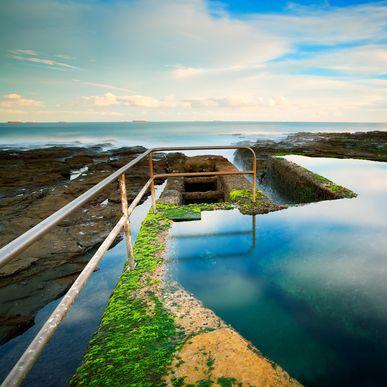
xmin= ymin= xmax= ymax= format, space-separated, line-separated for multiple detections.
xmin=0 ymin=145 xmax=186 ymax=343
xmin=237 ymin=131 xmax=387 ymax=162
xmin=110 ymin=146 xmax=147 ymax=156
xmin=266 ymin=156 xmax=357 ymax=203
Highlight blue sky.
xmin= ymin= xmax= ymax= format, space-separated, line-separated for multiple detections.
xmin=0 ymin=0 xmax=386 ymax=122
xmin=212 ymin=0 xmax=382 ymax=13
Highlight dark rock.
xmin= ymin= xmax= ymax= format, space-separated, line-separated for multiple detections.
xmin=238 ymin=131 xmax=387 ymax=162
xmin=0 ymin=145 xmax=186 ymax=344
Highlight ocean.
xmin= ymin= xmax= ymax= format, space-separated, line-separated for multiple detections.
xmin=1 ymin=121 xmax=386 ymax=149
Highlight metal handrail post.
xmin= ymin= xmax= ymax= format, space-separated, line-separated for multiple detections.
xmin=252 ymin=154 xmax=257 ymax=201
xmin=118 ymin=174 xmax=135 ymax=270
xmin=148 ymin=154 xmax=156 ymax=211
xmin=1 ymin=216 xmax=126 ymax=387
xmin=152 ymin=145 xmax=257 ymax=202
xmin=0 ymin=148 xmax=152 ymax=269
xmin=0 ymin=144 xmax=259 ymax=386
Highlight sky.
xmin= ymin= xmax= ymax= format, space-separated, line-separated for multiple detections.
xmin=0 ymin=0 xmax=386 ymax=122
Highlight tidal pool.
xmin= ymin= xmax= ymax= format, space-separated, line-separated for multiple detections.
xmin=0 ymin=185 xmax=165 ymax=386
xmin=168 ymin=156 xmax=387 ymax=386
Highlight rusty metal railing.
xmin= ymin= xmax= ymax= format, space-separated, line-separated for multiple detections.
xmin=0 ymin=145 xmax=256 ymax=386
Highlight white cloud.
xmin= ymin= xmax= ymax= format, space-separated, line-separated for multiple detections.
xmin=247 ymin=2 xmax=387 ymax=45
xmin=171 ymin=65 xmax=205 ymax=79
xmin=8 ymin=49 xmax=79 ymax=70
xmin=170 ymin=63 xmax=266 ymax=79
xmin=1 ymin=0 xmax=387 ymax=121
xmin=73 ymin=80 xmax=132 ymax=93
xmin=0 ymin=93 xmax=42 ymax=108
xmin=54 ymin=54 xmax=74 ymax=60
xmin=91 ymin=110 xmax=123 ymax=116
xmin=10 ymin=54 xmax=79 ymax=70
xmin=120 ymin=94 xmax=162 ymax=108
xmin=83 ymin=92 xmax=118 ymax=107
xmin=83 ymin=93 xmax=190 ymax=109
xmin=0 ymin=108 xmax=26 ymax=115
xmin=105 ymin=0 xmax=290 ymax=70
xmin=184 ymin=96 xmax=260 ymax=108
xmin=272 ymin=45 xmax=387 ymax=76
xmin=9 ymin=49 xmax=38 ymax=56
xmin=82 ymin=92 xmax=295 ymax=112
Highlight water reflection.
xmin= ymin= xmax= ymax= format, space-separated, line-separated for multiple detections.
xmin=0 ymin=184 xmax=165 ymax=386
xmin=169 ymin=157 xmax=387 ymax=386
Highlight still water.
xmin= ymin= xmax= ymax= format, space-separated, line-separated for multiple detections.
xmin=168 ymin=156 xmax=387 ymax=386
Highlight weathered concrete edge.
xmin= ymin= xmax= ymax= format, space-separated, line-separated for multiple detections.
xmin=266 ymin=156 xmax=357 ymax=204
xmin=70 ymin=203 xmax=300 ymax=386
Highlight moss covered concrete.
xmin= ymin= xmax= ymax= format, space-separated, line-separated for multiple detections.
xmin=71 ymin=202 xmax=299 ymax=386
xmin=70 ymin=210 xmax=178 ymax=386
xmin=70 ymin=203 xmax=235 ymax=386
xmin=266 ymin=157 xmax=357 ymax=204
xmin=228 ymin=188 xmax=287 ymax=215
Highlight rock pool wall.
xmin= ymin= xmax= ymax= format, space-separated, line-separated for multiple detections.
xmin=158 ymin=155 xmax=286 ymax=216
xmin=266 ymin=157 xmax=357 ymax=204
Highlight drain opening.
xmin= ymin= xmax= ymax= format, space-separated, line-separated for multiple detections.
xmin=182 ymin=176 xmax=224 ymax=204
xmin=184 ymin=176 xmax=218 ymax=192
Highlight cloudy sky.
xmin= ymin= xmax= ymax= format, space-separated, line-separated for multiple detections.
xmin=0 ymin=0 xmax=386 ymax=122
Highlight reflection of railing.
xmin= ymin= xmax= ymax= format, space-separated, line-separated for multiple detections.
xmin=172 ymin=217 xmax=257 ymax=259
xmin=0 ymin=145 xmax=256 ymax=386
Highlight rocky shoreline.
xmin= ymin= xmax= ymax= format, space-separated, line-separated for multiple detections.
xmin=237 ymin=130 xmax=387 ymax=162
xmin=0 ymin=145 xmax=186 ymax=343
xmin=0 ymin=130 xmax=385 ymax=371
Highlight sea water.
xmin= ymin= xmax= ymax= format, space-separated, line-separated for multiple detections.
xmin=1 ymin=121 xmax=387 ymax=149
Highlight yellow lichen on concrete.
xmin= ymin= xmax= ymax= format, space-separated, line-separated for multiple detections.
xmin=165 ymin=328 xmax=301 ymax=387
xmin=164 ymin=281 xmax=225 ymax=336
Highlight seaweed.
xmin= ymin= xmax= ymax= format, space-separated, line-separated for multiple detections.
xmin=228 ymin=189 xmax=263 ymax=202
xmin=71 ymin=202 xmax=234 ymax=386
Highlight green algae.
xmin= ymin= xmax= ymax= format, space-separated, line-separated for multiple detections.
xmin=328 ymin=184 xmax=340 ymax=191
xmin=327 ymin=183 xmax=357 ymax=198
xmin=157 ymin=202 xmax=234 ymax=220
xmin=171 ymin=376 xmax=185 ymax=386
xmin=217 ymin=377 xmax=240 ymax=387
xmin=312 ymin=173 xmax=331 ymax=184
xmin=228 ymin=189 xmax=263 ymax=202
xmin=311 ymin=173 xmax=357 ymax=198
xmin=197 ymin=380 xmax=212 ymax=387
xmin=71 ymin=202 xmax=235 ymax=386
xmin=163 ymin=206 xmax=202 ymax=221
xmin=227 ymin=189 xmax=283 ymax=215
xmin=70 ymin=211 xmax=179 ymax=387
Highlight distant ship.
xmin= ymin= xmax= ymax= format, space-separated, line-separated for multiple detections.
xmin=132 ymin=119 xmax=147 ymax=123
xmin=7 ymin=120 xmax=23 ymax=124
